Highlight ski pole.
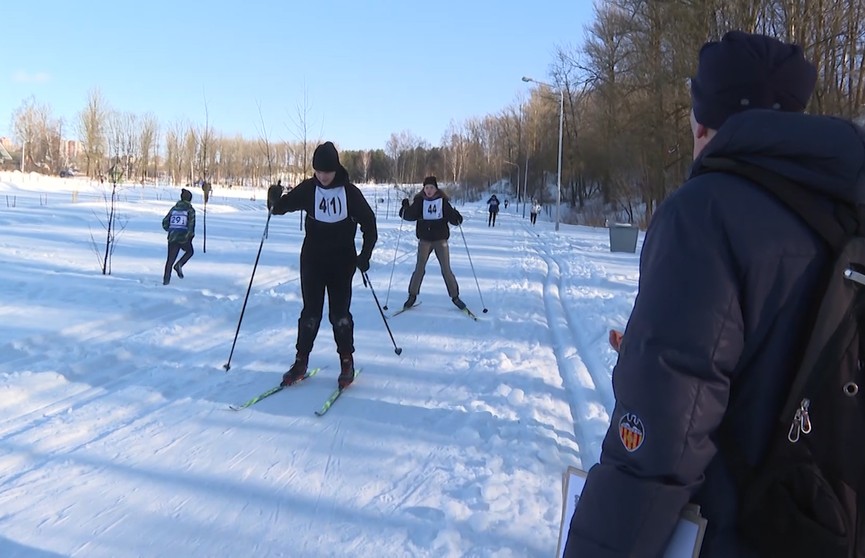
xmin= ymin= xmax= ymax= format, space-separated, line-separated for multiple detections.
xmin=383 ymin=210 xmax=406 ymax=310
xmin=458 ymin=224 xmax=488 ymax=313
xmin=362 ymin=271 xmax=402 ymax=355
xmin=223 ymin=210 xmax=272 ymax=370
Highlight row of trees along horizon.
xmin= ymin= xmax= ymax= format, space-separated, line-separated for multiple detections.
xmin=7 ymin=0 xmax=865 ymax=227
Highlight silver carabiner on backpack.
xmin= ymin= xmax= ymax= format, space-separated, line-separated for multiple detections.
xmin=788 ymin=398 xmax=812 ymax=443
xmin=843 ymin=268 xmax=865 ymax=286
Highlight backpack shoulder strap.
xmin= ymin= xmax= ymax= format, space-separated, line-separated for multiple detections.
xmin=700 ymin=156 xmax=863 ymax=487
xmin=698 ymin=156 xmax=855 ymax=253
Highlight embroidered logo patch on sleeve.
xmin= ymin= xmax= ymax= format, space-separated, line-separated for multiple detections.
xmin=618 ymin=413 xmax=645 ymax=452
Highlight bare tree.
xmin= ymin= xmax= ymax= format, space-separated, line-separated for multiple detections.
xmin=94 ymin=111 xmax=131 ymax=275
xmin=386 ymin=130 xmax=428 ymax=185
xmin=197 ymin=96 xmax=215 ymax=184
xmin=164 ymin=119 xmax=190 ymax=186
xmin=183 ymin=126 xmax=198 ymax=186
xmin=11 ymin=96 xmax=62 ymax=173
xmin=138 ymin=113 xmax=159 ymax=182
xmin=197 ymin=96 xmax=215 ymax=252
xmin=255 ymin=102 xmax=276 ymax=186
xmin=360 ymin=150 xmax=372 ymax=183
xmin=286 ymin=87 xmax=320 ymax=184
xmin=442 ymin=121 xmax=469 ymax=188
xmin=76 ymin=88 xmax=108 ymax=178
xmin=116 ymin=112 xmax=139 ymax=181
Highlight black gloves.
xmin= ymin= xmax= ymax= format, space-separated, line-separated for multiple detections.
xmin=357 ymin=253 xmax=370 ymax=272
xmin=267 ymin=184 xmax=283 ymax=210
xmin=401 ymin=198 xmax=410 ymax=208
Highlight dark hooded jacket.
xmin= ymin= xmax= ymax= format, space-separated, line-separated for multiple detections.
xmin=400 ymin=189 xmax=462 ymax=242
xmin=269 ymin=166 xmax=377 ymax=263
xmin=162 ymin=199 xmax=195 ymax=244
xmin=565 ymin=109 xmax=865 ymax=558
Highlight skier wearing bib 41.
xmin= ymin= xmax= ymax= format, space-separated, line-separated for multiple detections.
xmin=267 ymin=141 xmax=377 ymax=389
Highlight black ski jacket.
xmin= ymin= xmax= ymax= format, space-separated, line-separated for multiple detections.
xmin=400 ymin=190 xmax=462 ymax=242
xmin=270 ymin=166 xmax=377 ymax=263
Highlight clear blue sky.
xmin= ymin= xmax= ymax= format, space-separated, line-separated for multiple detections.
xmin=3 ymin=0 xmax=593 ymax=151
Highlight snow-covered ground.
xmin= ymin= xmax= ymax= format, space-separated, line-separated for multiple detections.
xmin=0 ymin=171 xmax=641 ymax=557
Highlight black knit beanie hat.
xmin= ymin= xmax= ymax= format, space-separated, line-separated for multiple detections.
xmin=312 ymin=141 xmax=340 ymax=172
xmin=180 ymin=188 xmax=192 ymax=202
xmin=422 ymin=176 xmax=439 ymax=188
xmin=690 ymin=30 xmax=817 ymax=129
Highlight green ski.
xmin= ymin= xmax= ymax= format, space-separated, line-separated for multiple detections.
xmin=229 ymin=367 xmax=321 ymax=411
xmin=315 ymin=369 xmax=361 ymax=416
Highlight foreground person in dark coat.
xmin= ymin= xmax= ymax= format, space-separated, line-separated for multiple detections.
xmin=564 ymin=31 xmax=865 ymax=557
xmin=267 ymin=141 xmax=377 ymax=389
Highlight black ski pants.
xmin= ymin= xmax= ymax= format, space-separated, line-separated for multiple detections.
xmin=164 ymin=240 xmax=193 ymax=281
xmin=295 ymin=249 xmax=357 ymax=357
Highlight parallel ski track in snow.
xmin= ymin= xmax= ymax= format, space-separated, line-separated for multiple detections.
xmin=519 ymin=222 xmax=615 ymax=466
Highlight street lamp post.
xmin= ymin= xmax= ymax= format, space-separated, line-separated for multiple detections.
xmin=522 ymin=76 xmax=564 ymax=231
xmin=504 ymin=160 xmax=519 ymax=212
xmin=523 ymin=151 xmax=529 ymax=219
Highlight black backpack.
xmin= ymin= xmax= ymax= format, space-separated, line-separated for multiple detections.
xmin=703 ymin=157 xmax=865 ymax=558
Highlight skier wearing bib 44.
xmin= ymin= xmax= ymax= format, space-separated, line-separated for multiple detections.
xmin=399 ymin=176 xmax=465 ymax=311
xmin=267 ymin=141 xmax=377 ymax=389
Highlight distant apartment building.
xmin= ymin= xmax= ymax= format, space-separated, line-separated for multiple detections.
xmin=0 ymin=137 xmax=14 ymax=167
xmin=63 ymin=139 xmax=80 ymax=164
xmin=0 ymin=136 xmax=82 ymax=171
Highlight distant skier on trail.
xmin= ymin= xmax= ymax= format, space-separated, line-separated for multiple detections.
xmin=399 ymin=175 xmax=466 ymax=311
xmin=487 ymin=194 xmax=500 ymax=227
xmin=530 ymin=200 xmax=541 ymax=225
xmin=267 ymin=141 xmax=377 ymax=390
xmin=161 ymin=188 xmax=196 ymax=285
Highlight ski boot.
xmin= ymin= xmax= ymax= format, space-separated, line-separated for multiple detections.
xmin=338 ymin=353 xmax=355 ymax=389
xmin=281 ymin=355 xmax=308 ymax=386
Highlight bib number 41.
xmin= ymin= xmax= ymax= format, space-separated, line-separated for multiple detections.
xmin=314 ymin=186 xmax=348 ymax=223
